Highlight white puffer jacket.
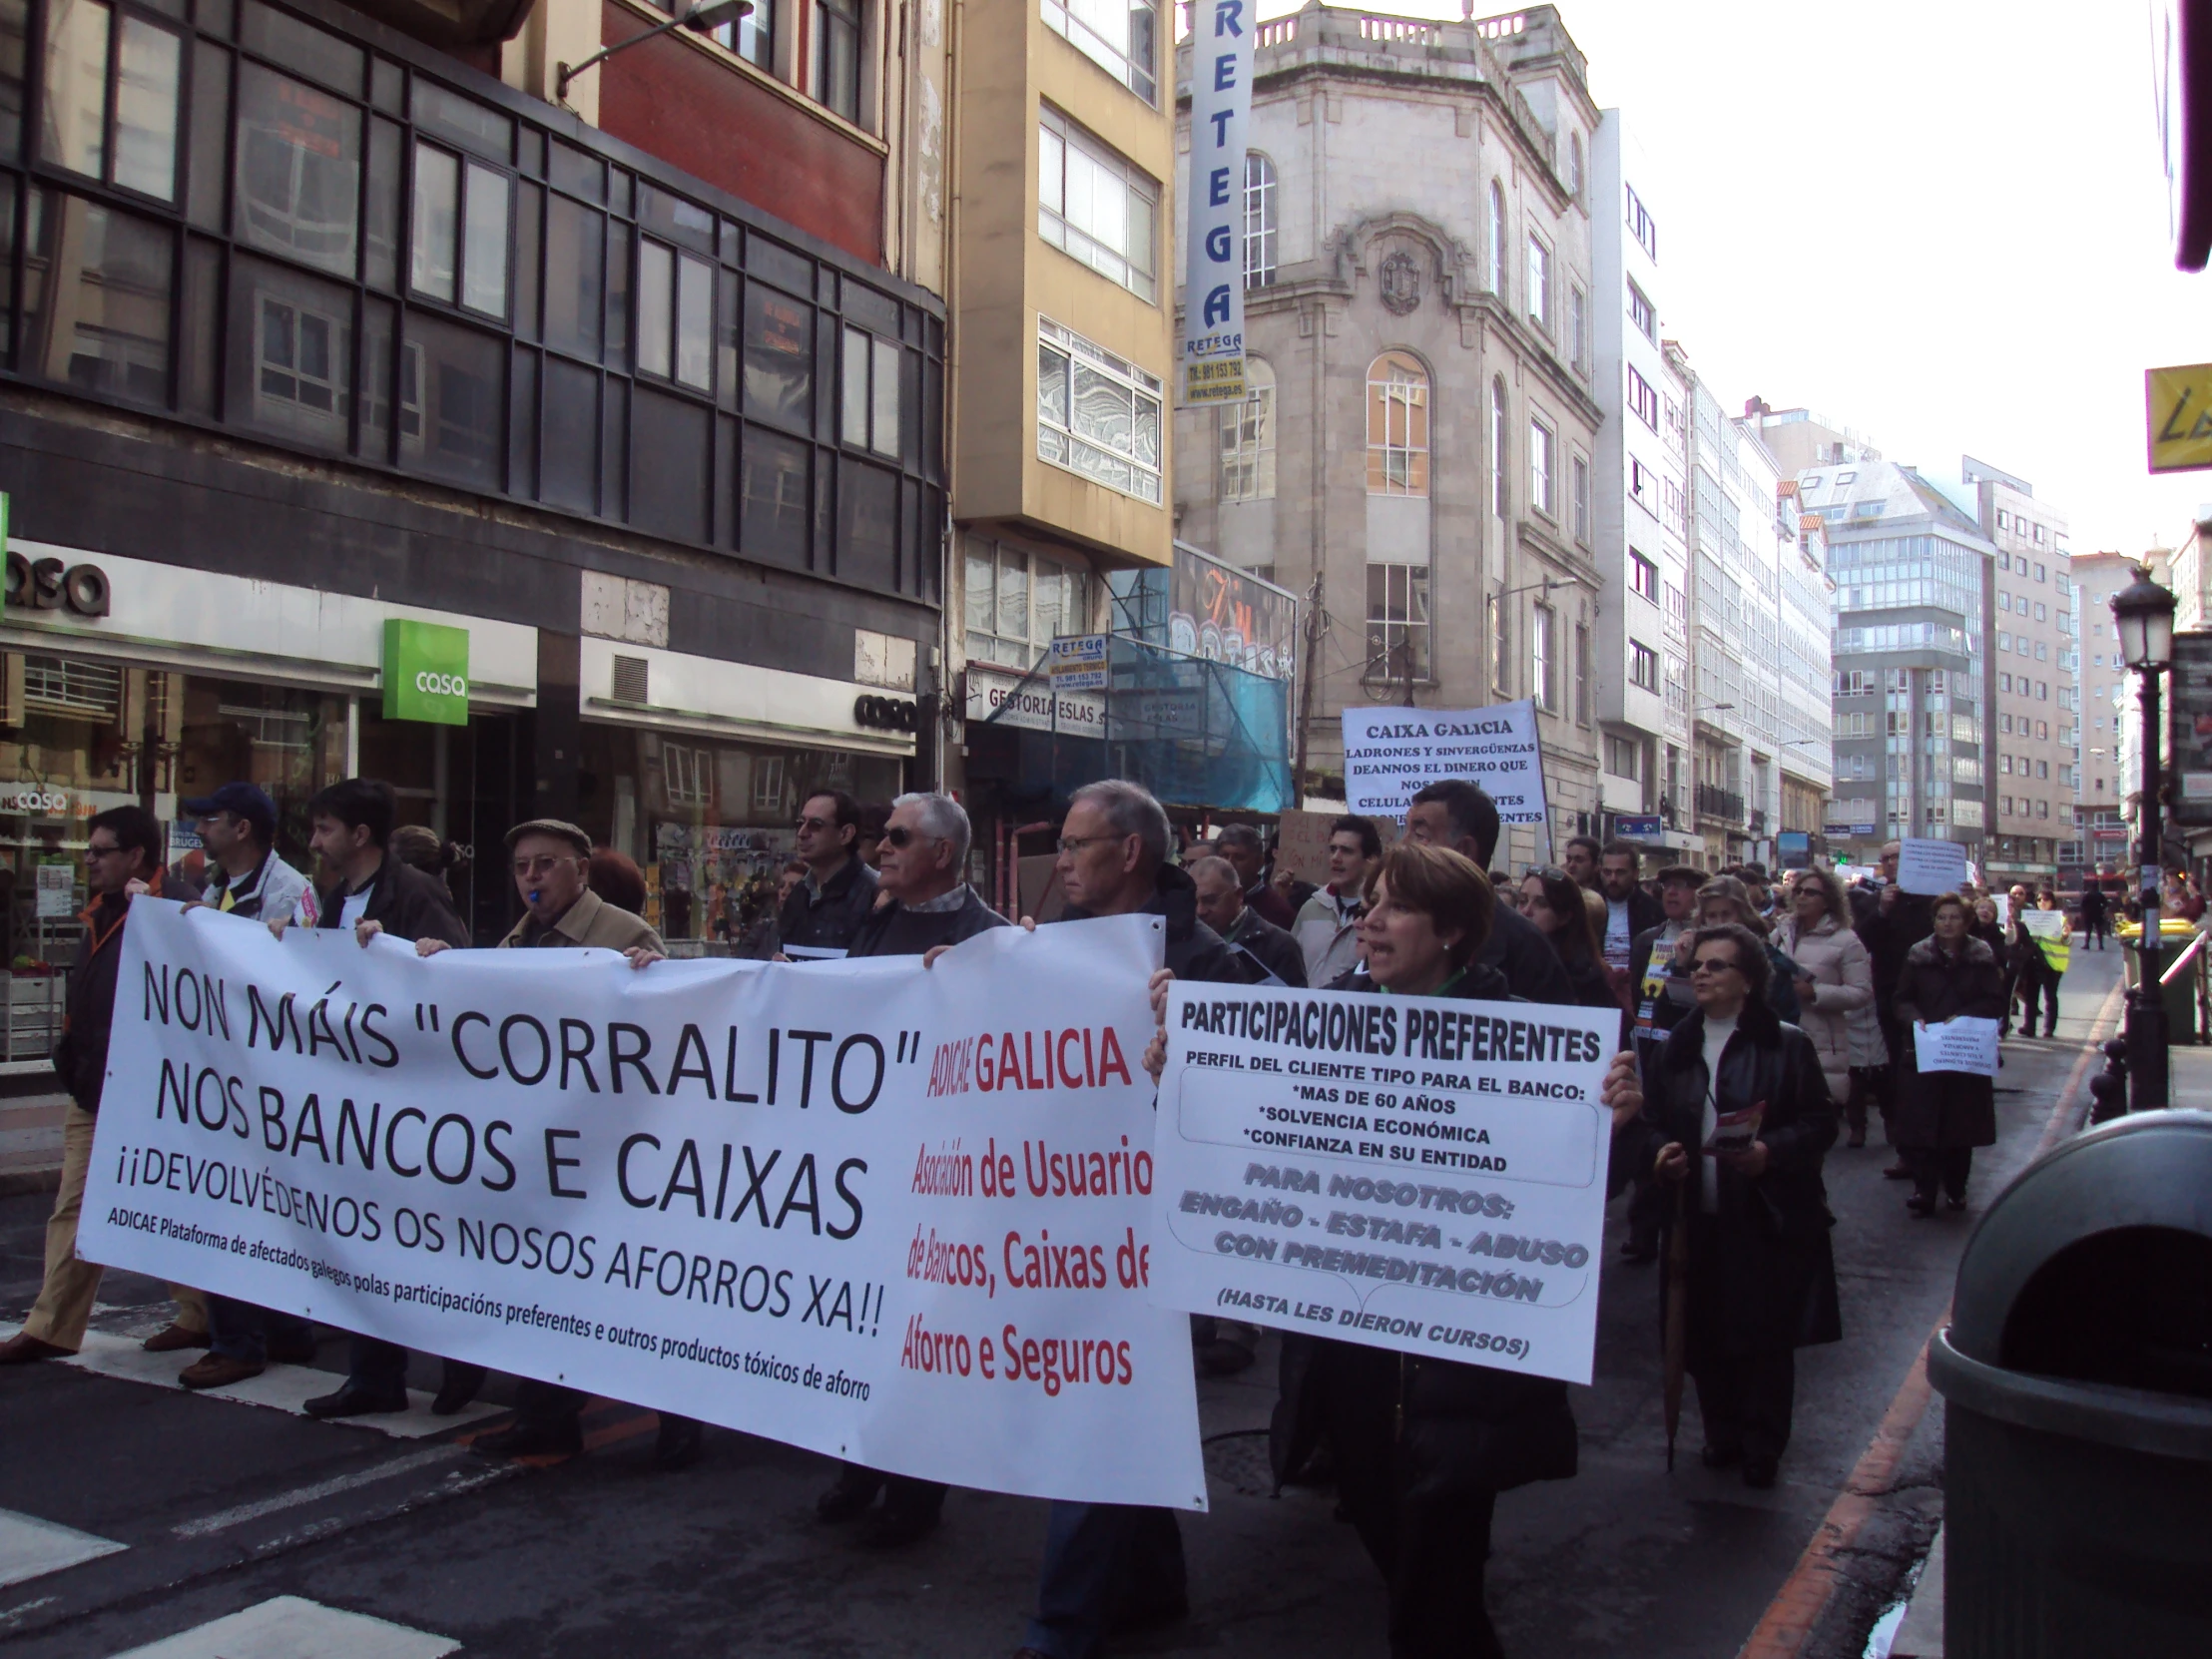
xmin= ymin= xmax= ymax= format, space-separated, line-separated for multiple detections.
xmin=1773 ymin=911 xmax=1875 ymax=1099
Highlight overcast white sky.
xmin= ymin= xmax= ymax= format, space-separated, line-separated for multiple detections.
xmin=1254 ymin=0 xmax=2208 ymax=554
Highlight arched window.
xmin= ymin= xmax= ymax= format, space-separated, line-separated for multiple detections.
xmin=1244 ymin=153 xmax=1277 ymax=288
xmin=1487 ymin=181 xmax=1507 ymax=294
xmin=1367 ymin=351 xmax=1429 ymax=497
xmin=1489 ymin=376 xmax=1509 ymax=518
xmin=1567 ymin=131 xmax=1583 ymax=198
xmin=1220 ymin=355 xmax=1275 ymax=501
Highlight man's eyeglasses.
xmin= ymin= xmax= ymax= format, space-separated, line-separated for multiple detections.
xmin=1690 ymin=956 xmax=1742 ymax=976
xmin=86 ymin=841 xmax=124 ymax=859
xmin=513 ymin=854 xmax=574 ymax=878
xmin=1057 ymin=833 xmax=1126 ymax=855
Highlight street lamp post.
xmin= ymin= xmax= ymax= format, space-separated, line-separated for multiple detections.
xmin=2111 ymin=566 xmax=2177 ymax=1112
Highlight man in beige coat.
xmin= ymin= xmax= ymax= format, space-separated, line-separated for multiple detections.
xmin=415 ymin=820 xmax=693 ymax=1464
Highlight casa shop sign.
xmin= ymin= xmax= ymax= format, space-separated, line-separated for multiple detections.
xmin=381 ymin=618 xmax=470 ymax=726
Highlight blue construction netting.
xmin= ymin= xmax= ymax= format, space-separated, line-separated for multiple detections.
xmin=979 ymin=636 xmax=1293 ymax=813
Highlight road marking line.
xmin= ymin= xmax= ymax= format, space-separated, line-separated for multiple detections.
xmin=0 ymin=1511 xmax=126 ymax=1590
xmin=110 ymin=1594 xmax=459 ymax=1658
xmin=171 ymin=1445 xmax=462 ymax=1539
xmin=1735 ymin=978 xmax=2123 ymax=1659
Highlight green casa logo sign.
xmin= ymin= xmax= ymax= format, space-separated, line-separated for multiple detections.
xmin=381 ymin=619 xmax=470 ymax=726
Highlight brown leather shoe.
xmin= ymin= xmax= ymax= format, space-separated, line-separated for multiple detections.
xmin=0 ymin=1332 xmax=73 ymax=1365
xmin=142 ymin=1323 xmax=213 ymax=1353
xmin=179 ymin=1353 xmax=265 ymax=1390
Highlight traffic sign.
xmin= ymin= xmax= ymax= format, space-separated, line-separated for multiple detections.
xmin=2145 ymin=363 xmax=2212 ymax=472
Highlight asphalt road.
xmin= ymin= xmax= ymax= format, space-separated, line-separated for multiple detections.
xmin=0 ymin=943 xmax=2128 ymax=1659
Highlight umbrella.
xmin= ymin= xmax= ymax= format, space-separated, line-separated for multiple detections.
xmin=1662 ymin=1174 xmax=1691 ymax=1471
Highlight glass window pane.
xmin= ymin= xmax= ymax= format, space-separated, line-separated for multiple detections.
xmin=543 ymin=195 xmax=602 ymax=360
xmin=114 ymin=17 xmax=181 ymax=200
xmin=461 ymin=161 xmax=507 ymax=314
xmin=228 ymin=253 xmax=352 ymax=450
xmin=675 ymin=254 xmax=711 ymax=390
xmin=637 ymin=238 xmax=672 ymax=376
xmin=1037 ymin=341 xmax=1068 ymax=425
xmin=185 ymin=41 xmax=230 ymax=229
xmin=997 ymin=552 xmax=1028 ymax=641
xmin=514 ymin=181 xmax=540 ymax=341
xmin=743 ymin=282 xmax=811 ymax=427
xmin=400 ymin=308 xmax=501 ymax=488
xmin=40 ymin=0 xmax=110 ymax=180
xmin=410 ymin=142 xmax=457 ymax=299
xmin=965 ymin=547 xmax=993 ymax=635
xmin=870 ymin=337 xmax=899 ymax=456
xmin=605 ymin=221 xmax=628 ymax=362
xmin=740 ymin=424 xmax=809 ymax=568
xmin=361 ymin=116 xmax=399 ymax=288
xmin=235 ymin=62 xmax=360 ymax=277
xmin=840 ymin=324 xmax=866 ymax=445
xmin=411 ymin=78 xmax=511 ymax=164
xmin=239 ymin=0 xmax=360 ymax=94
xmin=22 ymin=190 xmax=172 ymax=405
xmin=0 ymin=0 xmax=26 ymax=164
xmin=539 ymin=355 xmax=598 ymax=513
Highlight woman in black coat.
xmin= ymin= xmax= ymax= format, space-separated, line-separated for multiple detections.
xmin=1251 ymin=840 xmax=1644 ymax=1659
xmin=1892 ymin=892 xmax=2009 ymax=1215
xmin=1634 ymin=921 xmax=1840 ymax=1489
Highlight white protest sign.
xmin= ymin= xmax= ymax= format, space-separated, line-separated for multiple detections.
xmin=2020 ymin=908 xmax=2066 ymax=939
xmin=1148 ymin=983 xmax=1616 ymax=1386
xmin=1993 ymin=891 xmax=2011 ymax=928
xmin=1913 ymin=1016 xmax=2001 ymax=1077
xmin=1341 ymin=702 xmax=1547 ymax=826
xmin=1895 ymin=836 xmax=1969 ymax=895
xmin=78 ymin=904 xmax=1206 ymax=1510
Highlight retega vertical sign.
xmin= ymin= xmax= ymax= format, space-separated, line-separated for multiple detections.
xmin=1181 ymin=0 xmax=1253 ymax=406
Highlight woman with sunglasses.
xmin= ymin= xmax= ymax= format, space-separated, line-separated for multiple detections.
xmin=1891 ymin=891 xmax=2007 ymax=1216
xmin=1261 ymin=840 xmax=1646 ymax=1659
xmin=1519 ymin=865 xmax=1626 ymax=1027
xmin=1634 ymin=921 xmax=1840 ymax=1489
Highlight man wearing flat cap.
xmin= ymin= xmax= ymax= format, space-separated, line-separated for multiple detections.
xmin=416 ymin=818 xmax=696 ymax=1465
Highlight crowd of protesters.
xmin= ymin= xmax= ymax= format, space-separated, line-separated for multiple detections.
xmin=0 ymin=760 xmax=2144 ymax=1659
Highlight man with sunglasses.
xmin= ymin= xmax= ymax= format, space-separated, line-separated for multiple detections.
xmin=0 ymin=808 xmax=211 ymax=1366
xmin=778 ymin=790 xmax=879 ymax=959
xmin=818 ymin=792 xmax=1010 ymax=1545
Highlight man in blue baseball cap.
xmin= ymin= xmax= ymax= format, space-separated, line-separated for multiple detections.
xmin=181 ymin=782 xmax=309 ymax=924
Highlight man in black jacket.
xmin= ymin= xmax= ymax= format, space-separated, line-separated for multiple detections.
xmin=288 ymin=780 xmax=473 ymax=1418
xmin=778 ymin=790 xmax=879 ymax=957
xmin=1597 ymin=841 xmax=1667 ymax=975
xmin=0 ymin=808 xmax=211 ymax=1366
xmin=820 ymin=792 xmax=1010 ymax=1545
xmin=1403 ymin=780 xmax=1575 ymax=1005
xmin=1013 ymin=780 xmax=1262 ymax=1659
xmin=1189 ymin=855 xmax=1306 ymax=986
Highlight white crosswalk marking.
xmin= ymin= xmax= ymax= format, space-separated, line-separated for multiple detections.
xmin=0 ymin=1509 xmax=125 ymax=1590
xmin=109 ymin=1596 xmax=460 ymax=1657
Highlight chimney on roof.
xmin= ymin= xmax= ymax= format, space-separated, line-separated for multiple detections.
xmin=1744 ymin=395 xmax=1772 ymax=419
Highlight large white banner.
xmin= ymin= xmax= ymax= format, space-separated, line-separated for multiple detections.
xmin=1148 ymin=983 xmax=1616 ymax=1386
xmin=1341 ymin=701 xmax=1548 ymax=826
xmin=1181 ymin=0 xmax=1254 ymax=406
xmin=78 ymin=903 xmax=1206 ymax=1510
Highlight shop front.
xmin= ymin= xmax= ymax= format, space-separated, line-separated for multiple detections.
xmin=0 ymin=542 xmax=537 ymax=992
xmin=570 ymin=636 xmax=917 ymax=951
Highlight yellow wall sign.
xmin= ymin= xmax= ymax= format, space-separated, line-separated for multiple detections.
xmin=2146 ymin=363 xmax=2212 ymax=472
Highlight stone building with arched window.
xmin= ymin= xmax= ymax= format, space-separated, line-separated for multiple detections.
xmin=1172 ymin=2 xmax=1602 ymax=861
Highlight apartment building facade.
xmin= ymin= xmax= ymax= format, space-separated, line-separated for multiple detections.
xmin=1168 ymin=2 xmax=1603 ymax=865
xmin=0 ymin=0 xmax=946 ymax=952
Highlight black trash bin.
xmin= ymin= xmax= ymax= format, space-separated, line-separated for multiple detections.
xmin=1928 ymin=1109 xmax=2212 ymax=1658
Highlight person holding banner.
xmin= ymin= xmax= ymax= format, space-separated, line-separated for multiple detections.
xmin=817 ymin=791 xmax=1011 ymax=1543
xmin=1013 ymin=780 xmax=1261 ymax=1659
xmin=1891 ymin=894 xmax=2007 ymax=1217
xmin=0 ymin=808 xmax=212 ymax=1368
xmin=777 ymin=791 xmax=880 ymax=958
xmin=2004 ymin=887 xmax=2061 ymax=1040
xmin=1261 ymin=840 xmax=1645 ymax=1659
xmin=1641 ymin=921 xmax=1841 ymax=1490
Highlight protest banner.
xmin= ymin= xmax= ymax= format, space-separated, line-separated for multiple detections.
xmin=76 ymin=904 xmax=1206 ymax=1510
xmin=1147 ymin=982 xmax=1617 ymax=1386
xmin=1913 ymin=1016 xmax=2001 ymax=1077
xmin=2021 ymin=906 xmax=2071 ymax=973
xmin=1340 ymin=702 xmax=1548 ymax=827
xmin=1895 ymin=836 xmax=1969 ymax=896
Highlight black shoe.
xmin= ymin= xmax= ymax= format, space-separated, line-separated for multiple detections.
xmin=1906 ymin=1193 xmax=1936 ymax=1218
xmin=433 ymin=1363 xmax=487 ymax=1415
xmin=1944 ymin=1194 xmax=1967 ymax=1212
xmin=1195 ymin=1338 xmax=1256 ymax=1378
xmin=1620 ymin=1238 xmax=1660 ymax=1265
xmin=860 ymin=1504 xmax=940 ymax=1548
xmin=266 ymin=1333 xmax=320 ymax=1367
xmin=303 ymin=1383 xmax=410 ymax=1418
xmin=473 ymin=1417 xmax=584 ymax=1458
xmin=1700 ymin=1441 xmax=1743 ymax=1469
xmin=1742 ymin=1454 xmax=1779 ymax=1489
xmin=655 ymin=1414 xmax=704 ymax=1470
xmin=816 ymin=1466 xmax=883 ymax=1522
